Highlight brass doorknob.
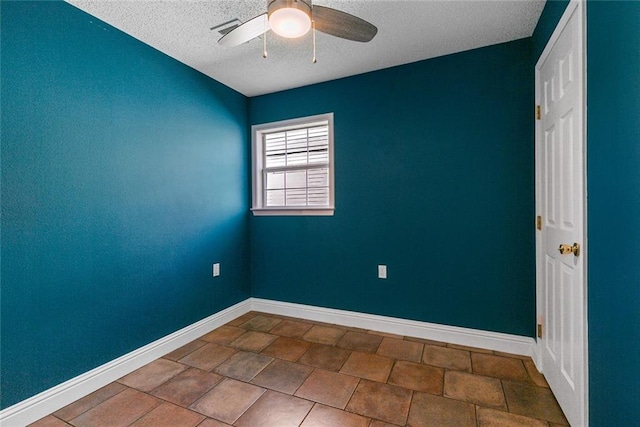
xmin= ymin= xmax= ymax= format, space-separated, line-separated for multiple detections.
xmin=558 ymin=243 xmax=580 ymax=257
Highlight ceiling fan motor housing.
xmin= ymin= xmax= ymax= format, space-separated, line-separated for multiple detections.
xmin=268 ymin=0 xmax=312 ymax=20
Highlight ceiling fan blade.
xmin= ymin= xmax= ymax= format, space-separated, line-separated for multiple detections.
xmin=312 ymin=6 xmax=377 ymax=43
xmin=218 ymin=13 xmax=269 ymax=47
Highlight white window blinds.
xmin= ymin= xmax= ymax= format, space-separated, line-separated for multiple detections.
xmin=263 ymin=123 xmax=330 ymax=207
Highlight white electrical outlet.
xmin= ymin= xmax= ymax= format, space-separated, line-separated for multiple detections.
xmin=378 ymin=265 xmax=387 ymax=279
xmin=213 ymin=263 xmax=220 ymax=277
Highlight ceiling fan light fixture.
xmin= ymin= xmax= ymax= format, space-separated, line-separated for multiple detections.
xmin=268 ymin=0 xmax=312 ymax=38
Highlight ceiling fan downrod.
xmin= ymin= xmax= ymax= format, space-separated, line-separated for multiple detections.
xmin=312 ymin=20 xmax=317 ymax=63
xmin=263 ymin=22 xmax=268 ymax=58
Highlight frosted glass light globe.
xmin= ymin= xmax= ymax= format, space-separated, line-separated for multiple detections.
xmin=269 ymin=7 xmax=311 ymax=38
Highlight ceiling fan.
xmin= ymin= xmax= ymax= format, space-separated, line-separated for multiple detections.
xmin=218 ymin=0 xmax=377 ymax=56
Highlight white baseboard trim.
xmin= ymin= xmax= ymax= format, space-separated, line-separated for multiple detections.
xmin=0 ymin=299 xmax=252 ymax=427
xmin=250 ymin=298 xmax=536 ymax=357
xmin=531 ymin=339 xmax=544 ymax=374
xmin=2 ymin=297 xmax=536 ymax=426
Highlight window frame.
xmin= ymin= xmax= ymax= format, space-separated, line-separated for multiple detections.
xmin=251 ymin=113 xmax=335 ymax=216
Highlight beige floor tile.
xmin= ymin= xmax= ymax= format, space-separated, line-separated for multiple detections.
xmin=226 ymin=312 xmax=257 ymax=327
xmin=448 ymin=343 xmax=493 ymax=354
xmin=523 ymin=359 xmax=549 ymax=387
xmin=28 ymin=415 xmax=70 ymax=427
xmin=298 ymin=344 xmax=351 ymax=371
xmin=493 ymin=351 xmax=531 ymax=361
xmin=214 ymin=351 xmax=273 ymax=382
xmin=178 ymin=343 xmax=236 ymax=371
xmin=300 ymin=404 xmax=370 ymax=427
xmin=189 ymin=378 xmax=265 ymax=424
xmin=472 ymin=353 xmax=529 ymax=382
xmin=388 ymin=361 xmax=443 ymax=394
xmin=422 ymin=345 xmax=472 ymax=372
xmin=251 ymin=358 xmax=313 ymax=394
xmin=270 ymin=319 xmax=314 ymax=338
xmin=406 ymin=392 xmax=476 ymax=427
xmin=377 ymin=337 xmax=423 ymax=362
xmin=151 ymin=368 xmax=223 ymax=407
xmin=476 ymin=406 xmax=549 ymax=426
xmin=261 ymin=336 xmax=311 ymax=361
xmin=130 ymin=402 xmax=205 ymax=427
xmin=53 ymin=382 xmax=126 ymax=421
xmin=404 ymin=336 xmax=447 ymax=346
xmin=235 ymin=390 xmax=313 ymax=427
xmin=333 ymin=324 xmax=367 ymax=334
xmin=339 ymin=351 xmax=394 ymax=382
xmin=70 ymin=388 xmax=161 ymax=427
xmin=229 ymin=331 xmax=278 ymax=352
xmin=337 ymin=331 xmax=383 ymax=353
xmin=240 ymin=314 xmax=283 ymax=332
xmin=503 ymin=381 xmax=569 ymax=425
xmin=118 ymin=359 xmax=187 ymax=392
xmin=200 ymin=326 xmax=246 ymax=345
xmin=346 ymin=379 xmax=412 ymax=426
xmin=163 ymin=340 xmax=208 ymax=361
xmin=303 ymin=325 xmax=346 ymax=345
xmin=443 ymin=371 xmax=506 ymax=410
xmin=367 ymin=330 xmax=405 ymax=339
xmin=294 ymin=369 xmax=360 ymax=409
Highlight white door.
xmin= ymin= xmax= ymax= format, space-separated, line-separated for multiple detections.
xmin=535 ymin=1 xmax=587 ymax=426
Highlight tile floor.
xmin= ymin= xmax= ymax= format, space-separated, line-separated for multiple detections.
xmin=31 ymin=312 xmax=569 ymax=427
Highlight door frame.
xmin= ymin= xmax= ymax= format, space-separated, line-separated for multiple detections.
xmin=534 ymin=0 xmax=588 ymax=425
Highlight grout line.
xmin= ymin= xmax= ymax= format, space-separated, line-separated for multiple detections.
xmin=440 ymin=368 xmax=447 ymax=397
xmin=499 ymin=379 xmax=509 ymax=414
xmin=124 ymin=391 xmax=163 ymax=427
xmin=342 ymin=377 xmax=362 ymax=414
xmin=403 ymin=389 xmax=414 ymax=426
xmin=297 ymin=401 xmax=316 ymax=426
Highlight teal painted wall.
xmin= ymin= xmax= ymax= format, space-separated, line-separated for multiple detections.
xmin=249 ymin=39 xmax=535 ymax=337
xmin=1 ymin=1 xmax=250 ymax=408
xmin=533 ymin=1 xmax=640 ymax=424
xmin=586 ymin=1 xmax=640 ymax=424
xmin=531 ymin=0 xmax=570 ymax=59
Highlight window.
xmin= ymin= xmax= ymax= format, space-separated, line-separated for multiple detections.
xmin=252 ymin=113 xmax=334 ymax=216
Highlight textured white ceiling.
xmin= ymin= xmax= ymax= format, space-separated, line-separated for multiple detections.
xmin=65 ymin=0 xmax=545 ymax=97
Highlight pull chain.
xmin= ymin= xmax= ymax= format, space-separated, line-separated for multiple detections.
xmin=263 ymin=25 xmax=268 ymax=58
xmin=312 ymin=20 xmax=317 ymax=63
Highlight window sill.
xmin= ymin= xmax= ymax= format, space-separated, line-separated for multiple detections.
xmin=251 ymin=207 xmax=335 ymax=216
